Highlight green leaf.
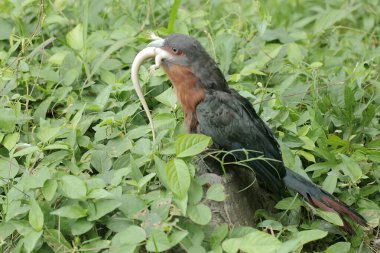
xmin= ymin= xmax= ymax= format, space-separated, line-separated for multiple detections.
xmin=60 ymin=175 xmax=87 ymax=199
xmin=175 ymin=134 xmax=212 ymax=157
xmin=42 ymin=179 xmax=58 ymax=201
xmin=222 ymin=229 xmax=282 ymax=253
xmin=338 ymin=154 xmax=362 ymax=182
xmin=37 ymin=126 xmax=61 ymax=143
xmin=146 ymin=230 xmax=171 ymax=252
xmin=3 ymin=132 xmax=20 ymax=151
xmin=91 ymin=150 xmax=112 ymax=172
xmin=94 ymin=85 xmax=112 ymax=111
xmin=12 ymin=145 xmax=40 ymax=157
xmin=206 ymin=183 xmax=226 ymax=201
xmin=87 ymin=199 xmax=121 ymax=221
xmin=33 ymin=97 xmax=53 ymax=123
xmin=112 ymin=225 xmax=146 ymax=245
xmin=43 ymin=229 xmax=72 ymax=253
xmin=325 ymin=242 xmax=351 ymax=253
xmin=0 ymin=157 xmax=19 ymax=182
xmin=66 ymin=24 xmax=84 ymax=50
xmin=51 ymin=204 xmax=87 ymax=219
xmin=275 ymin=197 xmax=302 ymax=210
xmin=188 ymin=180 xmax=203 ymax=204
xmin=138 ymin=172 xmax=156 ymax=189
xmin=211 ymin=224 xmax=229 ymax=250
xmin=276 ymin=229 xmax=327 ymax=253
xmin=0 ymin=108 xmax=16 ymax=133
xmin=23 ymin=230 xmax=42 ymax=253
xmin=155 ymin=87 xmax=177 ymax=108
xmin=187 ymin=204 xmax=212 ymax=225
xmin=165 ymin=159 xmax=190 ymax=199
xmin=71 ymin=219 xmax=94 ymax=235
xmin=28 ymin=199 xmax=44 ymax=231
xmin=315 ymin=209 xmax=343 ymax=226
xmin=314 ymin=9 xmax=350 ymax=34
xmin=287 ymin=43 xmax=304 ymax=64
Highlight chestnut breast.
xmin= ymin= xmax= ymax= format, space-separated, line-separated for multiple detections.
xmin=162 ymin=64 xmax=205 ymax=132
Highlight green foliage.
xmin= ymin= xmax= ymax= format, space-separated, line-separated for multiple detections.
xmin=0 ymin=0 xmax=379 ymax=252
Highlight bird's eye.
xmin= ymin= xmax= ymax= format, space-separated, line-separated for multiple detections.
xmin=171 ymin=47 xmax=183 ymax=55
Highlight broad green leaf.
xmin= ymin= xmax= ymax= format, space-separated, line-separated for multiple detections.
xmin=60 ymin=175 xmax=87 ymax=199
xmin=51 ymin=204 xmax=87 ymax=219
xmin=12 ymin=145 xmax=40 ymax=157
xmin=48 ymin=52 xmax=69 ymax=65
xmin=37 ymin=126 xmax=61 ymax=143
xmin=211 ymin=224 xmax=229 ymax=250
xmin=112 ymin=225 xmax=146 ymax=245
xmin=188 ymin=245 xmax=207 ymax=253
xmin=155 ymin=87 xmax=177 ymax=108
xmin=71 ymin=219 xmax=94 ymax=235
xmin=3 ymin=132 xmax=20 ymax=150
xmin=33 ymin=97 xmax=53 ymax=123
xmin=0 ymin=108 xmax=16 ymax=133
xmin=296 ymin=150 xmax=315 ymax=162
xmin=91 ymin=150 xmax=112 ymax=172
xmin=87 ymin=199 xmax=121 ymax=221
xmin=275 ymin=197 xmax=302 ymax=210
xmin=71 ymin=106 xmax=85 ymax=129
xmin=188 ymin=180 xmax=203 ymax=204
xmin=66 ymin=24 xmax=84 ymax=50
xmin=175 ymin=134 xmax=212 ymax=157
xmin=187 ymin=204 xmax=212 ymax=225
xmin=29 ymin=199 xmax=44 ymax=231
xmin=325 ymin=242 xmax=351 ymax=253
xmin=315 ymin=209 xmax=343 ymax=226
xmin=165 ymin=159 xmax=190 ymax=199
xmin=0 ymin=157 xmax=19 ymax=182
xmin=23 ymin=230 xmax=42 ymax=253
xmin=322 ymin=173 xmax=337 ymax=194
xmin=276 ymin=229 xmax=327 ymax=253
xmin=169 ymin=230 xmax=188 ymax=248
xmin=145 ymin=230 xmax=171 ymax=252
xmin=42 ymin=179 xmax=58 ymax=201
xmin=222 ymin=229 xmax=282 ymax=253
xmin=206 ymin=183 xmax=226 ymax=201
xmin=43 ymin=229 xmax=72 ymax=253
xmin=138 ymin=172 xmax=156 ymax=189
xmin=81 ymin=240 xmax=110 ymax=252
xmin=94 ymin=85 xmax=112 ymax=111
xmin=0 ymin=222 xmax=15 ymax=241
xmin=314 ymin=9 xmax=351 ymax=34
xmin=338 ymin=154 xmax=362 ymax=182
xmin=287 ymin=43 xmax=304 ymax=64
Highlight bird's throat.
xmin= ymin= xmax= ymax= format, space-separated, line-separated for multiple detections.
xmin=162 ymin=64 xmax=205 ymax=132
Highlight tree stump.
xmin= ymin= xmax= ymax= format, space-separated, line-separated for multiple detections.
xmin=197 ymin=158 xmax=276 ymax=227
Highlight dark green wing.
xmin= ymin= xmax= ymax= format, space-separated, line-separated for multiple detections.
xmin=196 ymin=89 xmax=286 ymax=192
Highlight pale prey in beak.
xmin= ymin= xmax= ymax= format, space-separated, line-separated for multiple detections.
xmin=131 ymin=34 xmax=171 ymax=143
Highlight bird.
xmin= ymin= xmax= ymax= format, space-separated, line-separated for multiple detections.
xmin=142 ymin=33 xmax=367 ymax=233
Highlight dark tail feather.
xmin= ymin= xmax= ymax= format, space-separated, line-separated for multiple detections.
xmin=283 ymin=168 xmax=367 ymax=232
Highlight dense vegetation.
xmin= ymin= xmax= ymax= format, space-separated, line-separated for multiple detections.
xmin=0 ymin=0 xmax=379 ymax=252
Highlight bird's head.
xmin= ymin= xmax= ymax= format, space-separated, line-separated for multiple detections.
xmin=147 ymin=33 xmax=206 ymax=68
xmin=147 ymin=33 xmax=228 ymax=90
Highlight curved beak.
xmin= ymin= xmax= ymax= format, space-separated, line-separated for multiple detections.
xmin=147 ymin=38 xmax=165 ymax=48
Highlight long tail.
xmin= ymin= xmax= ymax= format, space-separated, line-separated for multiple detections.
xmin=283 ymin=168 xmax=367 ymax=233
